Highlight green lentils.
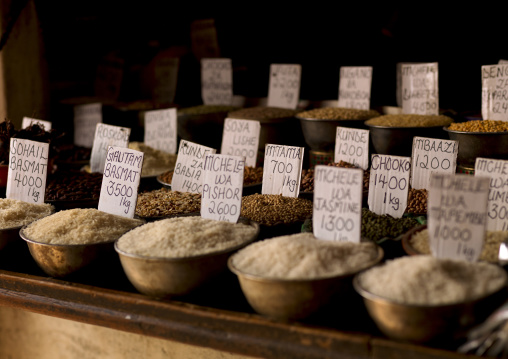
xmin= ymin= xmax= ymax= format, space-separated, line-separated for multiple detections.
xmin=241 ymin=194 xmax=313 ymax=226
xmin=228 ymin=106 xmax=300 ymax=121
xmin=365 ymin=114 xmax=453 ymax=127
xmin=178 ymin=105 xmax=240 ymax=115
xmin=361 ymin=208 xmax=419 ymax=242
xmin=448 ymin=119 xmax=508 ymax=132
xmin=297 ymin=107 xmax=380 ymax=120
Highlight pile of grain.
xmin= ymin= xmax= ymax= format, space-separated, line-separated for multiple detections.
xmin=116 ymin=216 xmax=257 ymax=257
xmin=135 ymin=188 xmax=201 ymax=218
xmin=23 ymin=208 xmax=144 ymax=245
xmin=240 ymin=194 xmax=312 ymax=226
xmin=228 ymin=106 xmax=300 ymax=121
xmin=231 ymin=233 xmax=379 ymax=279
xmin=0 ymin=199 xmax=54 ymax=229
xmin=297 ymin=107 xmax=379 ymax=120
xmin=128 ymin=142 xmax=177 ymax=177
xmin=365 ymin=114 xmax=453 ymax=127
xmin=357 ymin=255 xmax=506 ymax=305
xmin=178 ymin=105 xmax=239 ymax=116
xmin=448 ymin=119 xmax=508 ymax=132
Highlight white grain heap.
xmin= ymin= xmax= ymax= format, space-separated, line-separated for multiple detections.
xmin=0 ymin=198 xmax=54 ymax=229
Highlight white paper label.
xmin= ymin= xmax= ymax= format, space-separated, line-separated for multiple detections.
xmin=172 ymin=140 xmax=216 ymax=194
xmin=401 ymin=63 xmax=439 ymax=115
xmin=428 ymin=173 xmax=489 ymax=262
xmin=267 ymin=64 xmax=301 ymax=109
xmin=201 ymin=154 xmax=244 ymax=223
xmin=74 ymin=103 xmax=102 ymax=148
xmin=98 ymin=146 xmax=143 ymax=218
xmin=262 ymin=144 xmax=304 ymax=197
xmin=201 ymin=58 xmax=233 ymax=105
xmin=411 ymin=137 xmax=458 ymax=190
xmin=368 ymin=154 xmax=411 ymax=218
xmin=475 ymin=157 xmax=508 ymax=231
xmin=335 ymin=127 xmax=369 ymax=170
xmin=6 ymin=138 xmax=49 ymax=204
xmin=481 ymin=64 xmax=508 ymax=122
xmin=499 ymin=59 xmax=508 ymax=64
xmin=22 ymin=117 xmax=52 ymax=131
xmin=221 ymin=118 xmax=260 ymax=167
xmin=153 ymin=57 xmax=179 ymax=105
xmin=313 ymin=166 xmax=363 ymax=242
xmin=90 ymin=123 xmax=131 ymax=173
xmin=144 ymin=108 xmax=177 ymax=154
xmin=337 ymin=66 xmax=373 ymax=110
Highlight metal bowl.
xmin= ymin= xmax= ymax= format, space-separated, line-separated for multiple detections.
xmin=444 ymin=127 xmax=508 ymax=167
xmin=115 ymin=217 xmax=260 ymax=298
xmin=20 ymin=226 xmax=119 ymax=278
xmin=228 ymin=245 xmax=384 ymax=320
xmin=353 ymin=270 xmax=508 ymax=344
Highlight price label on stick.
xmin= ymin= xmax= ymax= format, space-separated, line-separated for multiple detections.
xmin=313 ymin=166 xmax=363 ymax=242
xmin=475 ymin=157 xmax=508 ymax=231
xmin=368 ymin=154 xmax=411 ymax=218
xmin=401 ymin=62 xmax=439 ymax=115
xmin=90 ymin=123 xmax=131 ymax=173
xmin=335 ymin=127 xmax=369 ymax=170
xmin=221 ymin=118 xmax=260 ymax=167
xmin=74 ymin=103 xmax=102 ymax=148
xmin=411 ymin=137 xmax=458 ymax=190
xmin=201 ymin=58 xmax=233 ymax=105
xmin=201 ymin=154 xmax=244 ymax=223
xmin=267 ymin=64 xmax=301 ymax=110
xmin=6 ymin=138 xmax=49 ymax=204
xmin=172 ymin=140 xmax=216 ymax=194
xmin=22 ymin=117 xmax=52 ymax=131
xmin=262 ymin=144 xmax=304 ymax=197
xmin=144 ymin=108 xmax=177 ymax=154
xmin=428 ymin=173 xmax=489 ymax=262
xmin=481 ymin=64 xmax=508 ymax=122
xmin=337 ymin=66 xmax=373 ymax=110
xmin=98 ymin=146 xmax=144 ymax=218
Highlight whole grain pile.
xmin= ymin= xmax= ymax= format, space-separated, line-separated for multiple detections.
xmin=406 ymin=188 xmax=427 ymax=214
xmin=240 ymin=194 xmax=312 ymax=226
xmin=448 ymin=119 xmax=508 ymax=132
xmin=297 ymin=107 xmax=379 ymax=120
xmin=128 ymin=142 xmax=177 ymax=177
xmin=0 ymin=199 xmax=54 ymax=229
xmin=178 ymin=105 xmax=239 ymax=116
xmin=228 ymin=106 xmax=299 ymax=121
xmin=365 ymin=114 xmax=453 ymax=127
xmin=22 ymin=208 xmax=144 ymax=245
xmin=231 ymin=233 xmax=379 ymax=279
xmin=116 ymin=216 xmax=257 ymax=257
xmin=361 ymin=208 xmax=419 ymax=242
xmin=409 ymin=228 xmax=508 ymax=263
xmin=135 ymin=188 xmax=201 ymax=218
xmin=45 ymin=170 xmax=103 ymax=201
xmin=357 ymin=255 xmax=507 ymax=305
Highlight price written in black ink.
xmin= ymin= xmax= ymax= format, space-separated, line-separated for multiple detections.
xmin=270 ymin=160 xmax=297 ymax=193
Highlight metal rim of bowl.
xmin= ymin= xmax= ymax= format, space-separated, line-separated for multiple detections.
xmin=19 ymin=225 xmax=118 ymax=249
xmin=114 ymin=218 xmax=260 ymax=263
xmin=296 ymin=115 xmax=370 ymax=122
xmin=353 ymin=262 xmax=508 ymax=309
xmin=401 ymin=224 xmax=428 ymax=256
xmin=228 ymin=244 xmax=384 ymax=284
xmin=443 ymin=126 xmax=508 ymax=135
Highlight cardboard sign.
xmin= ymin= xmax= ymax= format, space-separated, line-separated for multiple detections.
xmin=6 ymin=138 xmax=49 ymax=204
xmin=144 ymin=108 xmax=177 ymax=154
xmin=172 ymin=140 xmax=216 ymax=194
xmin=401 ymin=62 xmax=439 ymax=115
xmin=152 ymin=57 xmax=179 ymax=105
xmin=481 ymin=64 xmax=508 ymax=122
xmin=74 ymin=103 xmax=102 ymax=148
xmin=201 ymin=154 xmax=244 ymax=223
xmin=335 ymin=127 xmax=369 ymax=170
xmin=313 ymin=166 xmax=363 ymax=242
xmin=475 ymin=157 xmax=508 ymax=231
xmin=267 ymin=64 xmax=301 ymax=109
xmin=90 ymin=123 xmax=131 ymax=173
xmin=221 ymin=118 xmax=260 ymax=167
xmin=337 ymin=66 xmax=373 ymax=110
xmin=262 ymin=144 xmax=304 ymax=197
xmin=22 ymin=117 xmax=52 ymax=131
xmin=368 ymin=154 xmax=411 ymax=218
xmin=201 ymin=58 xmax=233 ymax=105
xmin=98 ymin=146 xmax=143 ymax=218
xmin=428 ymin=173 xmax=489 ymax=262
xmin=411 ymin=137 xmax=458 ymax=190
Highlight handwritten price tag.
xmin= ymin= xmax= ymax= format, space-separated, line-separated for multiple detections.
xmin=201 ymin=154 xmax=244 ymax=223
xmin=482 ymin=64 xmax=508 ymax=122
xmin=90 ymin=123 xmax=131 ymax=173
xmin=313 ymin=166 xmax=363 ymax=242
xmin=267 ymin=64 xmax=301 ymax=109
xmin=428 ymin=173 xmax=489 ymax=262
xmin=221 ymin=118 xmax=260 ymax=167
xmin=262 ymin=144 xmax=304 ymax=197
xmin=335 ymin=127 xmax=369 ymax=170
xmin=172 ymin=140 xmax=216 ymax=194
xmin=73 ymin=103 xmax=102 ymax=148
xmin=338 ymin=66 xmax=373 ymax=110
xmin=368 ymin=154 xmax=411 ymax=218
xmin=401 ymin=62 xmax=439 ymax=115
xmin=201 ymin=58 xmax=233 ymax=105
xmin=22 ymin=117 xmax=52 ymax=131
xmin=98 ymin=146 xmax=143 ymax=218
xmin=144 ymin=108 xmax=177 ymax=154
xmin=6 ymin=138 xmax=49 ymax=204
